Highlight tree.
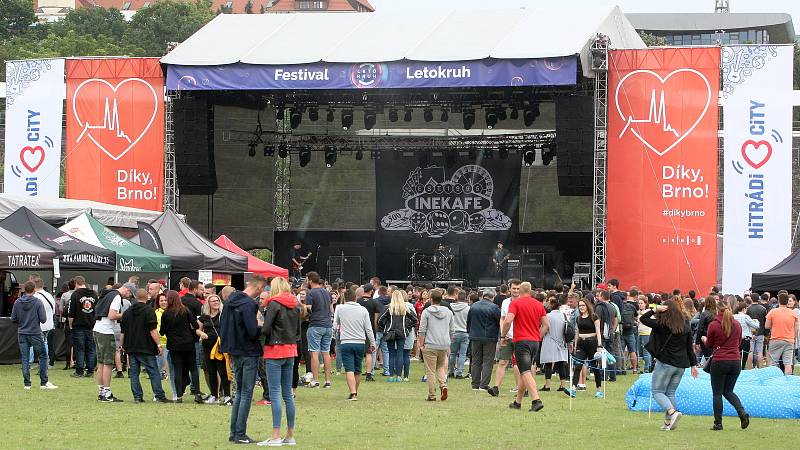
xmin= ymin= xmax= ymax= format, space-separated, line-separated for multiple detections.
xmin=244 ymin=0 xmax=253 ymax=13
xmin=638 ymin=31 xmax=667 ymax=47
xmin=51 ymin=7 xmax=127 ymax=40
xmin=124 ymin=0 xmax=215 ymax=56
xmin=0 ymin=0 xmax=36 ymax=39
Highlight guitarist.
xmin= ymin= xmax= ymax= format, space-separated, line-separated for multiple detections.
xmin=491 ymin=242 xmax=510 ymax=283
xmin=290 ymin=242 xmax=311 ymax=279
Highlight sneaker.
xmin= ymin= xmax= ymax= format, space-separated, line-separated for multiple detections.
xmin=510 ymin=387 xmax=519 ymax=394
xmin=154 ymin=397 xmax=170 ymax=403
xmin=386 ymin=377 xmax=396 ymax=383
xmin=235 ymin=436 xmax=256 ymax=444
xmin=576 ymin=384 xmax=587 ymax=391
xmin=508 ymin=401 xmax=521 ymax=410
xmin=221 ymin=396 xmax=233 ymax=406
xmin=194 ymin=394 xmax=204 ymax=404
xmin=365 ymin=374 xmax=375 ymax=382
xmin=556 ymin=387 xmax=565 ymax=392
xmin=256 ymin=399 xmax=272 ymax=406
xmin=23 ymin=385 xmax=31 ymax=390
xmin=563 ymin=388 xmax=576 ymax=398
xmin=40 ymin=381 xmax=58 ymax=390
xmin=99 ymin=395 xmax=123 ymax=403
xmin=402 ymin=378 xmax=409 ymax=382
xmin=660 ymin=423 xmax=671 ymax=431
xmin=667 ymin=411 xmax=682 ymax=430
xmin=346 ymin=393 xmax=358 ymax=401
xmin=204 ymin=395 xmax=217 ymax=404
xmin=425 ymin=396 xmax=436 ymax=401
xmin=308 ymin=381 xmax=320 ymax=388
xmin=529 ymin=399 xmax=544 ymax=412
xmin=710 ymin=423 xmax=723 ymax=431
xmin=595 ymin=391 xmax=604 ymax=398
xmin=471 ymin=387 xmax=480 ymax=391
xmin=476 ymin=387 xmax=488 ymax=392
xmin=540 ymin=386 xmax=551 ymax=391
xmin=487 ymin=386 xmax=499 ymax=397
xmin=70 ymin=372 xmax=84 ymax=378
xmin=282 ymin=437 xmax=296 ymax=446
xmin=421 ymin=375 xmax=427 ymax=382
xmin=115 ymin=371 xmax=124 ymax=379
xmin=440 ymin=386 xmax=448 ymax=401
xmin=256 ymin=438 xmax=283 ymax=447
xmin=84 ymin=371 xmax=95 ymax=378
xmin=740 ymin=412 xmax=750 ymax=429
xmin=161 ymin=370 xmax=167 ymax=380
xmin=133 ymin=397 xmax=145 ymax=403
xmin=382 ymin=371 xmax=390 ymax=377
xmin=323 ymin=382 xmax=332 ymax=388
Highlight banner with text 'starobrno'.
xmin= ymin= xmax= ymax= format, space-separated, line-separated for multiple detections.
xmin=721 ymin=45 xmax=793 ymax=294
xmin=4 ymin=59 xmax=65 ymax=198
xmin=65 ymin=58 xmax=164 ymax=210
xmin=606 ymin=48 xmax=720 ymax=293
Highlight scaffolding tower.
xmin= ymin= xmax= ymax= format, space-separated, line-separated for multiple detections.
xmin=163 ymin=91 xmax=179 ymax=212
xmin=591 ymin=34 xmax=610 ymax=287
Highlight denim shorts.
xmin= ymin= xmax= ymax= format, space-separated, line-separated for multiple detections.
xmin=621 ymin=331 xmax=637 ymax=353
xmin=339 ymin=343 xmax=365 ymax=374
xmin=307 ymin=326 xmax=333 ymax=353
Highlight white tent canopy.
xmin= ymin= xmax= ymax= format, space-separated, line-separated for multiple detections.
xmin=161 ymin=6 xmax=644 ymax=78
xmin=0 ymin=194 xmax=178 ymax=228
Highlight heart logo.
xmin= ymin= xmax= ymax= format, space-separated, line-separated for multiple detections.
xmin=615 ymin=69 xmax=712 ymax=157
xmin=741 ymin=140 xmax=772 ymax=169
xmin=20 ymin=146 xmax=45 ymax=173
xmin=72 ymin=78 xmax=158 ymax=161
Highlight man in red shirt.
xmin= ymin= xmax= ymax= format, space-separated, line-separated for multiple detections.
xmin=500 ymin=281 xmax=549 ymax=412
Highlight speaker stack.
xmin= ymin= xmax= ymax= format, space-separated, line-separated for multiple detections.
xmin=555 ymin=95 xmax=593 ymax=196
xmin=174 ymin=97 xmax=218 ymax=195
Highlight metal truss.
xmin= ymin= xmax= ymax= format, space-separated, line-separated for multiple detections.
xmin=164 ymin=91 xmax=179 ymax=212
xmin=591 ymin=34 xmax=609 ymax=287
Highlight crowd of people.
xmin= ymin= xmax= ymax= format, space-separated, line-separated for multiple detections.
xmin=10 ymin=271 xmax=800 ymax=443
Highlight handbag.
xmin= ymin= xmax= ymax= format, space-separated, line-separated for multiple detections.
xmin=383 ymin=315 xmax=397 ymax=341
xmin=702 ymin=355 xmax=714 ymax=373
xmin=209 ymin=316 xmax=225 ymax=361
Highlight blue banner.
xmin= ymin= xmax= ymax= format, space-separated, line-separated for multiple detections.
xmin=166 ymin=57 xmax=577 ymax=90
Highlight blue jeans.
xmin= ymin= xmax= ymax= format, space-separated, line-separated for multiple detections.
xmin=403 ymin=349 xmax=411 ymax=378
xmin=29 ymin=331 xmax=49 ymax=364
xmin=372 ymin=332 xmax=390 ymax=375
xmin=386 ymin=338 xmax=404 ymax=377
xmin=265 ymin=357 xmax=296 ymax=430
xmin=71 ymin=328 xmax=96 ymax=374
xmin=19 ymin=333 xmax=48 ymax=386
xmin=638 ymin=335 xmax=652 ymax=372
xmin=128 ymin=353 xmax=166 ymax=400
xmin=165 ymin=349 xmax=177 ymax=399
xmin=651 ymin=360 xmax=684 ymax=414
xmin=230 ymin=356 xmax=259 ymax=440
xmin=192 ymin=341 xmax=202 ymax=394
xmin=448 ymin=331 xmax=469 ymax=375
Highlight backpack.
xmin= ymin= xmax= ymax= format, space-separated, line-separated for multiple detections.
xmin=621 ymin=302 xmax=637 ymax=332
xmin=563 ymin=313 xmax=575 ymax=343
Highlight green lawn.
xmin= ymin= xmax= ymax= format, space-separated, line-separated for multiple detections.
xmin=0 ymin=363 xmax=794 ymax=449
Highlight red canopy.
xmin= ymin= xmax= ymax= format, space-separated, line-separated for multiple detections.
xmin=213 ymin=235 xmax=289 ymax=278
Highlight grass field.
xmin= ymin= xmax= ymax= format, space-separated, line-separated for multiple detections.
xmin=0 ymin=362 xmax=794 ymax=449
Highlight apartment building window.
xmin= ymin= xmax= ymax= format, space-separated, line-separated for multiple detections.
xmin=296 ymin=0 xmax=327 ymax=10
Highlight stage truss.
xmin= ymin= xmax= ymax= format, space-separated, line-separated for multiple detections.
xmin=591 ymin=34 xmax=609 ymax=287
xmin=164 ymin=91 xmax=179 ymax=212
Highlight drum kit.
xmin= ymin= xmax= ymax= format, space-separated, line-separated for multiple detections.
xmin=409 ymin=245 xmax=456 ymax=280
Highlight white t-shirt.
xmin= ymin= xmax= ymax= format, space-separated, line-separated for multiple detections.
xmin=93 ymin=294 xmax=122 ymax=335
xmin=501 ymin=297 xmax=514 ymax=339
xmin=35 ymin=290 xmax=56 ymax=332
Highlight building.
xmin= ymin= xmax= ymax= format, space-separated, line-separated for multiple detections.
xmin=627 ymin=13 xmax=796 ymax=45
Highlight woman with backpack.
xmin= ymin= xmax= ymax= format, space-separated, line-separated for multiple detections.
xmin=377 ymin=290 xmax=417 ymax=383
xmin=540 ymin=296 xmax=570 ymax=391
xmin=640 ymin=297 xmax=699 ymax=431
xmin=564 ymin=299 xmax=604 ymax=398
xmin=704 ymin=300 xmax=749 ymax=431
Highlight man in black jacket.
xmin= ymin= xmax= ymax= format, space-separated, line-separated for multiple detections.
xmin=120 ymin=289 xmax=168 ymax=403
xmin=68 ymin=276 xmax=98 ymax=378
xmin=467 ymin=291 xmax=501 ymax=391
xmin=180 ymin=280 xmax=204 ymax=398
xmin=220 ymin=275 xmax=267 ymax=445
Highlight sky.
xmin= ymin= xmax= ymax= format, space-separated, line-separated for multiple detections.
xmin=369 ymin=0 xmax=799 ymax=30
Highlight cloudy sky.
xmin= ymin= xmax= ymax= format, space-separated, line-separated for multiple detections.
xmin=369 ymin=0 xmax=798 ymax=29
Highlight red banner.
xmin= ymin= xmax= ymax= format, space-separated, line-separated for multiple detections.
xmin=606 ymin=48 xmax=720 ymax=293
xmin=66 ymin=58 xmax=164 ymax=211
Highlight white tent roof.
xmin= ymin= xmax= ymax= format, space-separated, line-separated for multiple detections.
xmin=161 ymin=6 xmax=644 ymax=78
xmin=0 ymin=194 xmax=178 ymax=228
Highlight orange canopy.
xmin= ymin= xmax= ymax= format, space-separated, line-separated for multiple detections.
xmin=214 ymin=235 xmax=289 ymax=278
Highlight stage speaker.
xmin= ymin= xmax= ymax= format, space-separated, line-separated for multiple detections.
xmin=521 ymin=252 xmax=545 ymax=288
xmin=555 ymin=95 xmax=593 ymax=196
xmin=328 ymin=256 xmax=363 ymax=285
xmin=174 ymin=98 xmax=217 ymax=195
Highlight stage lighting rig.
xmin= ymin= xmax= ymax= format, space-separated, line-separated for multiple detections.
xmin=364 ymin=108 xmax=376 ymax=130
xmin=308 ymin=107 xmax=319 ymax=122
xmin=485 ymin=109 xmax=498 ymax=129
xmin=403 ymin=108 xmax=413 ymax=122
xmin=355 ymin=146 xmax=364 ymax=161
xmin=388 ymin=108 xmax=399 ymax=122
xmin=523 ymin=104 xmax=540 ymax=127
xmin=423 ymin=108 xmax=433 ymax=122
xmin=276 ymin=106 xmax=285 ymax=121
xmin=278 ymin=141 xmax=288 ymax=158
xmin=341 ymin=109 xmax=354 ymax=130
xmin=440 ymin=109 xmax=449 ymax=122
xmin=510 ymin=108 xmax=519 ymax=120
xmin=299 ymin=146 xmax=311 ymax=167
xmin=462 ymin=108 xmax=475 ymax=130
xmin=324 ymin=146 xmax=337 ymax=168
xmin=542 ymin=142 xmax=556 ymax=166
xmin=497 ymin=107 xmax=507 ymax=121
xmin=264 ymin=144 xmax=275 ymax=157
xmin=371 ymin=149 xmax=381 ymax=160
xmin=326 ymin=108 xmax=335 ymax=122
xmin=523 ymin=145 xmax=536 ymax=166
xmin=289 ymin=109 xmax=302 ymax=129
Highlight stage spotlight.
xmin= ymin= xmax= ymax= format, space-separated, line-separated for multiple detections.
xmin=326 ymin=108 xmax=335 ymax=122
xmin=289 ymin=109 xmax=302 ymax=129
xmin=324 ymin=146 xmax=337 ymax=168
xmin=462 ymin=108 xmax=475 ymax=130
xmin=510 ymin=108 xmax=519 ymax=120
xmin=403 ymin=108 xmax=413 ymax=122
xmin=308 ymin=107 xmax=319 ymax=122
xmin=278 ymin=141 xmax=288 ymax=158
xmin=469 ymin=147 xmax=477 ymax=160
xmin=523 ymin=104 xmax=540 ymax=127
xmin=483 ymin=148 xmax=493 ymax=160
xmin=523 ymin=146 xmax=535 ymax=166
xmin=542 ymin=142 xmax=556 ymax=166
xmin=423 ymin=108 xmax=433 ymax=122
xmin=499 ymin=144 xmax=509 ymax=160
xmin=264 ymin=144 xmax=275 ymax=157
xmin=388 ymin=108 xmax=398 ymax=122
xmin=485 ymin=109 xmax=498 ymax=129
xmin=440 ymin=109 xmax=449 ymax=122
xmin=355 ymin=146 xmax=364 ymax=161
xmin=363 ymin=108 xmax=376 ymax=130
xmin=371 ymin=149 xmax=381 ymax=160
xmin=276 ymin=106 xmax=285 ymax=121
xmin=497 ymin=107 xmax=507 ymax=121
xmin=299 ymin=147 xmax=311 ymax=167
xmin=341 ymin=109 xmax=353 ymax=130
xmin=248 ymin=142 xmax=256 ymax=157
xmin=445 ymin=149 xmax=457 ymax=168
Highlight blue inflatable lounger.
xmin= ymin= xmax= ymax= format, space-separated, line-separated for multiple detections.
xmin=626 ymin=367 xmax=800 ymax=419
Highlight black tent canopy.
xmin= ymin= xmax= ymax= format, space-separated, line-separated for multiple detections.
xmin=148 ymin=210 xmax=247 ymax=273
xmin=0 ymin=207 xmax=115 ymax=271
xmin=751 ymin=249 xmax=800 ymax=291
xmin=0 ymin=227 xmax=56 ymax=270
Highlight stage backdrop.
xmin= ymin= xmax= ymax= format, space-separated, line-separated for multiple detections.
xmin=721 ymin=45 xmax=793 ymax=294
xmin=606 ymin=48 xmax=720 ymax=293
xmin=376 ymin=154 xmax=520 ymax=282
xmin=65 ymin=58 xmax=164 ymax=211
xmin=3 ymin=59 xmax=65 ymax=198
